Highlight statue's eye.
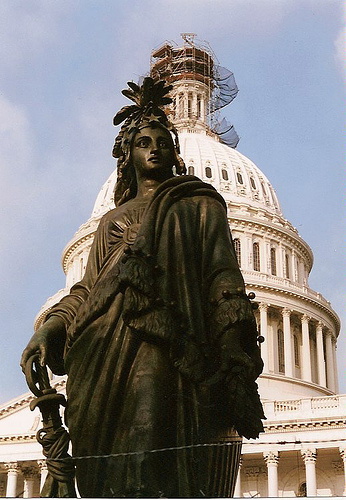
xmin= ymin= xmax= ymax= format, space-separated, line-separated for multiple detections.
xmin=137 ymin=138 xmax=149 ymax=147
xmin=159 ymin=140 xmax=169 ymax=148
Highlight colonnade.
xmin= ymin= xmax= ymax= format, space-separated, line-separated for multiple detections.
xmin=235 ymin=448 xmax=346 ymax=497
xmin=258 ymin=303 xmax=337 ymax=392
xmin=173 ymin=88 xmax=207 ymax=123
xmin=1 ymin=460 xmax=47 ymax=498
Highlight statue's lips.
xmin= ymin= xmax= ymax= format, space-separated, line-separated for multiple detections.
xmin=148 ymin=156 xmax=161 ymax=164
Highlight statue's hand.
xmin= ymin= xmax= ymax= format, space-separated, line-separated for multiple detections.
xmin=219 ymin=326 xmax=262 ymax=382
xmin=20 ymin=316 xmax=66 ymax=375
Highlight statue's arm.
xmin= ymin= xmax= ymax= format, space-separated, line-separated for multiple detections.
xmin=20 ymin=214 xmax=110 ymax=375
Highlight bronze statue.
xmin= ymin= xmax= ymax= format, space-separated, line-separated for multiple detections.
xmin=21 ymin=77 xmax=264 ymax=497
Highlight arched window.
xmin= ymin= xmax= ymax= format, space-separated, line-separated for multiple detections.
xmin=236 ymin=172 xmax=243 ymax=184
xmin=234 ymin=238 xmax=241 ymax=266
xmin=188 ymin=165 xmax=194 ymax=175
xmin=261 ymin=182 xmax=267 ymax=197
xmin=221 ymin=169 xmax=229 ymax=181
xmin=205 ymin=166 xmax=212 ymax=178
xmin=278 ymin=329 xmax=285 ymax=373
xmin=285 ymin=253 xmax=290 ymax=279
xmin=250 ymin=177 xmax=256 ymax=190
xmin=270 ymin=247 xmax=277 ymax=276
xmin=253 ymin=242 xmax=260 ymax=271
xmin=294 ymin=334 xmax=300 ymax=367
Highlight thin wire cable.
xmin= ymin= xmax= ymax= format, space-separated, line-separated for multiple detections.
xmin=46 ymin=437 xmax=346 ymax=463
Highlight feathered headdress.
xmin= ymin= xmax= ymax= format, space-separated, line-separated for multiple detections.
xmin=112 ymin=77 xmax=185 ymax=206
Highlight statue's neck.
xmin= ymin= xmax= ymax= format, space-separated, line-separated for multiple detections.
xmin=135 ymin=179 xmax=161 ymax=201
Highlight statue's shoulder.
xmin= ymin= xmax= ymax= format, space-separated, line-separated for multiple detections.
xmin=98 ymin=198 xmax=149 ymax=226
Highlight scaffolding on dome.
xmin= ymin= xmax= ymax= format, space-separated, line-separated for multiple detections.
xmin=150 ymin=34 xmax=240 ymax=148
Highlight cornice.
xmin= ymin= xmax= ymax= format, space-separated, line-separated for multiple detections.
xmin=263 ymin=418 xmax=346 ymax=433
xmin=245 ymin=281 xmax=340 ymax=333
xmin=0 ymin=433 xmax=36 ymax=444
xmin=0 ymin=379 xmax=66 ymax=420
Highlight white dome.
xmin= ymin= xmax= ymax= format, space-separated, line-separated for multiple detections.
xmin=90 ymin=129 xmax=282 ymax=219
xmin=36 ymin=122 xmax=340 ymax=404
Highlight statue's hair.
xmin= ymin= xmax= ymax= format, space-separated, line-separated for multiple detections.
xmin=112 ymin=78 xmax=186 ymax=206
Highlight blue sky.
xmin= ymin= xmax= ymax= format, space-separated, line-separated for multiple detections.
xmin=0 ymin=0 xmax=345 ymax=403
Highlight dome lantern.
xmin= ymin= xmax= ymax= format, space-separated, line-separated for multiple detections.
xmin=150 ymin=33 xmax=239 ymax=147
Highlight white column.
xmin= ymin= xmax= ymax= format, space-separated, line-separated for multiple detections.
xmin=291 ymin=250 xmax=297 ymax=282
xmin=282 ymin=308 xmax=293 ymax=377
xmin=325 ymin=331 xmax=335 ymax=392
xmin=339 ymin=448 xmax=346 ymax=496
xmin=301 ymin=449 xmax=317 ymax=497
xmin=234 ymin=457 xmax=242 ymax=497
xmin=5 ymin=462 xmax=19 ymax=498
xmin=37 ymin=460 xmax=48 ymax=492
xmin=175 ymin=93 xmax=180 ymax=119
xmin=259 ymin=303 xmax=269 ymax=372
xmin=332 ymin=338 xmax=339 ymax=393
xmin=277 ymin=243 xmax=283 ymax=277
xmin=301 ymin=315 xmax=312 ymax=382
xmin=316 ymin=321 xmax=326 ymax=387
xmin=192 ymin=92 xmax=198 ymax=118
xmin=200 ymin=94 xmax=206 ymax=122
xmin=22 ymin=467 xmax=35 ymax=498
xmin=264 ymin=451 xmax=279 ymax=497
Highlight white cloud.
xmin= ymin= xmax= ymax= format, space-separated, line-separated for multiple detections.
xmin=334 ymin=23 xmax=346 ymax=80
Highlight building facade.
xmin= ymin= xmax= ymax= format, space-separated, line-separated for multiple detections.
xmin=0 ymin=36 xmax=344 ymax=497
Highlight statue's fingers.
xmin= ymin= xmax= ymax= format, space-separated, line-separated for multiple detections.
xmin=40 ymin=344 xmax=47 ymax=367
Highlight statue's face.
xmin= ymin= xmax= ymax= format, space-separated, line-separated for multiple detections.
xmin=131 ymin=125 xmax=174 ymax=179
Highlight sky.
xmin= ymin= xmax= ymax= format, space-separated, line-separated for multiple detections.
xmin=0 ymin=0 xmax=345 ymax=404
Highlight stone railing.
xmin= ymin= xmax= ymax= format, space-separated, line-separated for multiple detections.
xmin=243 ymin=270 xmax=332 ymax=308
xmin=263 ymin=394 xmax=346 ymax=421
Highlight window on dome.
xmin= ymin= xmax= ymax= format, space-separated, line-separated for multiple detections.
xmin=80 ymin=257 xmax=84 ymax=279
xmin=221 ymin=169 xmax=229 ymax=181
xmin=261 ymin=182 xmax=267 ymax=197
xmin=294 ymin=334 xmax=300 ymax=367
xmin=236 ymin=172 xmax=243 ymax=184
xmin=285 ymin=253 xmax=290 ymax=279
xmin=250 ymin=177 xmax=256 ymax=190
xmin=197 ymin=95 xmax=201 ymax=118
xmin=234 ymin=238 xmax=241 ymax=266
xmin=179 ymin=93 xmax=184 ymax=118
xmin=205 ymin=167 xmax=212 ymax=178
xmin=188 ymin=93 xmax=192 ymax=118
xmin=253 ymin=242 xmax=260 ymax=271
xmin=278 ymin=329 xmax=285 ymax=373
xmin=188 ymin=166 xmax=194 ymax=176
xmin=270 ymin=248 xmax=277 ymax=276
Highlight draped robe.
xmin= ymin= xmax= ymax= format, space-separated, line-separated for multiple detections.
xmin=46 ymin=176 xmax=264 ymax=497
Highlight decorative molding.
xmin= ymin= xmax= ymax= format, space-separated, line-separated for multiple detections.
xmin=244 ymin=465 xmax=267 ymax=478
xmin=4 ymin=462 xmax=19 ymax=473
xmin=37 ymin=460 xmax=47 ymax=472
xmin=263 ymin=451 xmax=279 ymax=466
xmin=21 ymin=466 xmax=37 ymax=479
xmin=301 ymin=448 xmax=317 ymax=463
xmin=332 ymin=461 xmax=344 ymax=474
xmin=0 ymin=378 xmax=66 ymax=419
xmin=282 ymin=308 xmax=291 ymax=318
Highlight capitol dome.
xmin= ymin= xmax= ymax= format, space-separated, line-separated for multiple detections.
xmin=4 ymin=35 xmax=341 ymax=499
xmin=35 ymin=37 xmax=340 ymax=404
